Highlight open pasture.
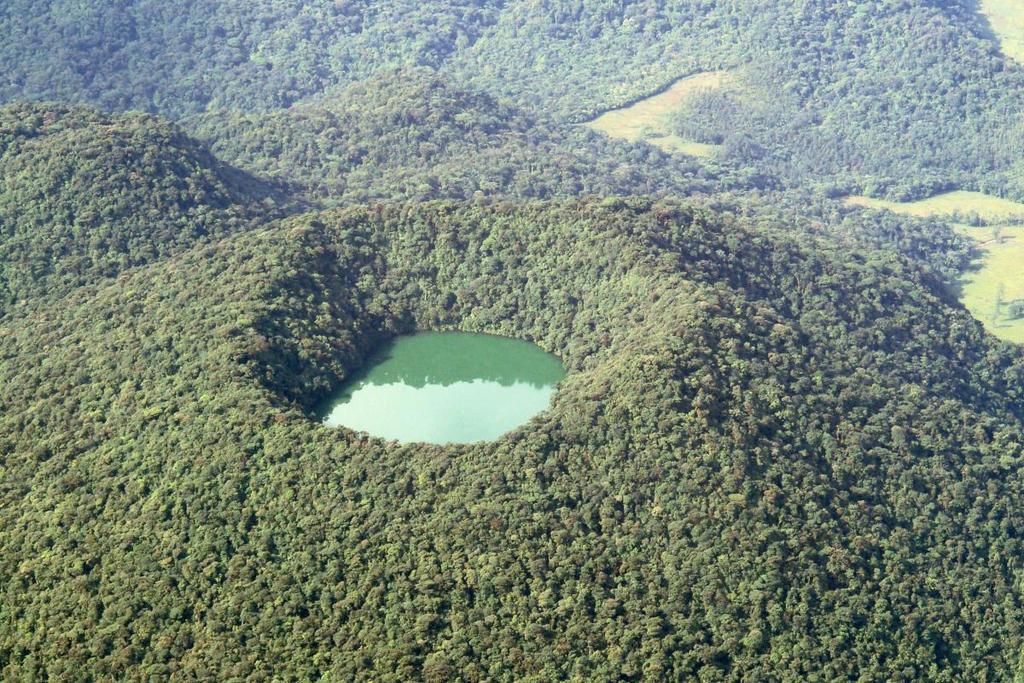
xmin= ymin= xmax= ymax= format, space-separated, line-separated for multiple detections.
xmin=585 ymin=71 xmax=730 ymax=157
xmin=844 ymin=191 xmax=1024 ymax=223
xmin=845 ymin=191 xmax=1024 ymax=343
xmin=980 ymin=0 xmax=1024 ymax=63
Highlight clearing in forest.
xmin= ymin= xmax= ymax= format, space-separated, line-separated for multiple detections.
xmin=844 ymin=190 xmax=1024 ymax=343
xmin=584 ymin=71 xmax=730 ymax=158
xmin=843 ymin=191 xmax=1024 ymax=223
xmin=979 ymin=0 xmax=1024 ymax=63
xmin=957 ymin=224 xmax=1024 ymax=344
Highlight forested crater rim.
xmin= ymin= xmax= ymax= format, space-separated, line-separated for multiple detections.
xmin=241 ymin=201 xmax=692 ymax=442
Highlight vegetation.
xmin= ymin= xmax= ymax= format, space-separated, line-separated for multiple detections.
xmin=448 ymin=0 xmax=1024 ymax=200
xmin=0 ymin=103 xmax=275 ymax=314
xmin=843 ymin=191 xmax=1024 ymax=225
xmin=584 ymin=71 xmax=730 ymax=158
xmin=980 ymin=0 xmax=1024 ymax=63
xmin=2 ymin=2 xmax=1024 ymax=679
xmin=841 ymin=190 xmax=1024 ymax=343
xmin=1008 ymin=299 xmax=1024 ymax=319
xmin=0 ymin=0 xmax=509 ymax=117
xmin=5 ymin=2 xmax=1024 ymax=200
xmin=190 ymin=69 xmax=745 ymax=204
xmin=956 ymin=224 xmax=1024 ymax=344
xmin=2 ymin=194 xmax=1024 ymax=679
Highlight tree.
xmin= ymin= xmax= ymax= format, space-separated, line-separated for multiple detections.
xmin=1007 ymin=299 xmax=1024 ymax=320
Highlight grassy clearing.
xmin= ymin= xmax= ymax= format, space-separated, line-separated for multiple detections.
xmin=980 ymin=0 xmax=1024 ymax=63
xmin=643 ymin=134 xmax=720 ymax=157
xmin=844 ymin=191 xmax=1024 ymax=343
xmin=844 ymin=191 xmax=1024 ymax=223
xmin=585 ymin=71 xmax=729 ymax=158
xmin=956 ymin=224 xmax=1024 ymax=344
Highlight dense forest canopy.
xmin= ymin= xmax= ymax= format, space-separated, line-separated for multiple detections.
xmin=3 ymin=1 xmax=1024 ymax=198
xmin=0 ymin=103 xmax=275 ymax=315
xmin=190 ymin=68 xmax=747 ymax=204
xmin=3 ymin=199 xmax=1023 ymax=679
xmin=3 ymin=1 xmax=1024 ymax=680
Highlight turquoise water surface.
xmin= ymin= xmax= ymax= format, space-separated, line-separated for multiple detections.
xmin=317 ymin=332 xmax=565 ymax=443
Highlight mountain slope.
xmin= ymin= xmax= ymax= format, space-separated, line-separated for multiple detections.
xmin=3 ymin=1 xmax=1024 ymax=200
xmin=0 ymin=0 xmax=505 ymax=117
xmin=190 ymin=68 xmax=745 ymax=204
xmin=0 ymin=103 xmax=273 ymax=313
xmin=2 ymin=199 xmax=1023 ymax=679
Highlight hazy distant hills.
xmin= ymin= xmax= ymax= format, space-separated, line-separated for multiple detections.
xmin=4 ymin=1 xmax=1024 ymax=198
xmin=189 ymin=68 xmax=747 ymax=204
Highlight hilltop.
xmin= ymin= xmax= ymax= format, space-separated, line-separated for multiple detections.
xmin=2 ymin=198 xmax=1022 ymax=679
xmin=0 ymin=103 xmax=274 ymax=313
xmin=190 ymin=69 xmax=737 ymax=204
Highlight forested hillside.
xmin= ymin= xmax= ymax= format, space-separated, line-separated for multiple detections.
xmin=2 ymin=198 xmax=1024 ymax=679
xmin=0 ymin=1 xmax=506 ymax=117
xmin=4 ymin=1 xmax=1024 ymax=200
xmin=3 ymin=1 xmax=1024 ymax=680
xmin=190 ymin=69 xmax=744 ymax=204
xmin=0 ymin=103 xmax=273 ymax=313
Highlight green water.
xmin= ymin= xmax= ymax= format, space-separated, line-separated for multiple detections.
xmin=317 ymin=332 xmax=566 ymax=444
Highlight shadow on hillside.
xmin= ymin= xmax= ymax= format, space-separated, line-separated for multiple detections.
xmin=961 ymin=0 xmax=1007 ymax=55
xmin=948 ymin=244 xmax=988 ymax=303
